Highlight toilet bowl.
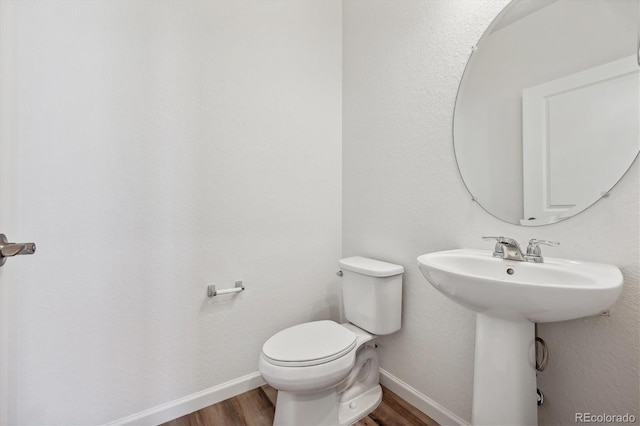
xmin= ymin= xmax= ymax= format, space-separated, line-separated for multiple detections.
xmin=259 ymin=321 xmax=381 ymax=426
xmin=258 ymin=257 xmax=404 ymax=426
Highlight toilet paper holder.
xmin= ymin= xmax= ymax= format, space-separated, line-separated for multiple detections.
xmin=207 ymin=281 xmax=245 ymax=297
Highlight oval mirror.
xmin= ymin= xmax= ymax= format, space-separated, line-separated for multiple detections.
xmin=454 ymin=0 xmax=639 ymax=226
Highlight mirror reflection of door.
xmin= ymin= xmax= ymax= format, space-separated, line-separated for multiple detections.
xmin=454 ymin=0 xmax=640 ymax=226
xmin=522 ymin=56 xmax=639 ymax=225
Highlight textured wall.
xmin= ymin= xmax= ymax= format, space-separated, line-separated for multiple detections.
xmin=0 ymin=1 xmax=342 ymax=424
xmin=342 ymin=0 xmax=639 ymax=424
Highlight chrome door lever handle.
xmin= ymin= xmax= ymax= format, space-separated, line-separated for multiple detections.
xmin=0 ymin=234 xmax=36 ymax=267
xmin=1 ymin=242 xmax=36 ymax=256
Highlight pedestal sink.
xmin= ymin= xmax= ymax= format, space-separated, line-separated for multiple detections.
xmin=417 ymin=249 xmax=623 ymax=426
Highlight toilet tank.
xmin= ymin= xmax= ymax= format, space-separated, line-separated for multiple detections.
xmin=338 ymin=256 xmax=404 ymax=335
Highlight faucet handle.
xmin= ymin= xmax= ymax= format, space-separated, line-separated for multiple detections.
xmin=525 ymin=239 xmax=559 ymax=262
xmin=527 ymin=239 xmax=559 ymax=250
xmin=482 ymin=236 xmax=505 ymax=258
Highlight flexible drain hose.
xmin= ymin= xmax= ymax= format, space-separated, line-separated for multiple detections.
xmin=535 ymin=324 xmax=549 ymax=371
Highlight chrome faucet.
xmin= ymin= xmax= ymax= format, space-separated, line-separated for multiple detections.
xmin=482 ymin=236 xmax=559 ymax=263
xmin=482 ymin=236 xmax=524 ymax=261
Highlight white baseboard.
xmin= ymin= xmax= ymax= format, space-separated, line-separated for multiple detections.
xmin=105 ymin=368 xmax=467 ymax=426
xmin=379 ymin=368 xmax=470 ymax=426
xmin=105 ymin=372 xmax=266 ymax=426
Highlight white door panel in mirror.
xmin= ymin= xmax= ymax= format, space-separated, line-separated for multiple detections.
xmin=521 ymin=56 xmax=639 ymax=225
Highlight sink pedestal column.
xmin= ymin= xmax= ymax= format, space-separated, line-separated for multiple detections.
xmin=472 ymin=314 xmax=537 ymax=426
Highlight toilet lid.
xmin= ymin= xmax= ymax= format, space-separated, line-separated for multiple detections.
xmin=262 ymin=320 xmax=357 ymax=367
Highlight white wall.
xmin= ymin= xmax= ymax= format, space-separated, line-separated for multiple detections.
xmin=0 ymin=1 xmax=342 ymax=424
xmin=343 ymin=0 xmax=639 ymax=424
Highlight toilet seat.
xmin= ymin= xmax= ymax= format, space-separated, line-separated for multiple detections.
xmin=262 ymin=320 xmax=357 ymax=367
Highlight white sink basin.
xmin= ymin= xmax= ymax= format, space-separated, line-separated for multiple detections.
xmin=417 ymin=249 xmax=623 ymax=322
xmin=417 ymin=248 xmax=624 ymax=426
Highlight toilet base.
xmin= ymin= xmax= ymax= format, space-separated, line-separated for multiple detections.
xmin=338 ymin=384 xmax=382 ymax=425
xmin=273 ymin=384 xmax=382 ymax=426
xmin=274 ymin=388 xmax=339 ymax=426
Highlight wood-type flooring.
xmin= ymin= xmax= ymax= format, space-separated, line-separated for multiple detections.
xmin=163 ymin=385 xmax=439 ymax=426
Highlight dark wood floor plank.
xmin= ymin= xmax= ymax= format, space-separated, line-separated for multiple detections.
xmin=235 ymin=387 xmax=275 ymax=426
xmin=353 ymin=415 xmax=383 ymax=426
xmin=380 ymin=387 xmax=439 ymax=426
xmin=368 ymin=393 xmax=434 ymax=426
xmin=162 ymin=413 xmax=199 ymax=426
xmin=199 ymin=398 xmax=247 ymax=426
xmin=260 ymin=385 xmax=278 ymax=407
xmin=368 ymin=402 xmax=417 ymax=426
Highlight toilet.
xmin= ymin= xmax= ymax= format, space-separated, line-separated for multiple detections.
xmin=258 ymin=256 xmax=403 ymax=426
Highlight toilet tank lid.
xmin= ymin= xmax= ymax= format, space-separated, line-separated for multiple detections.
xmin=339 ymin=256 xmax=404 ymax=277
